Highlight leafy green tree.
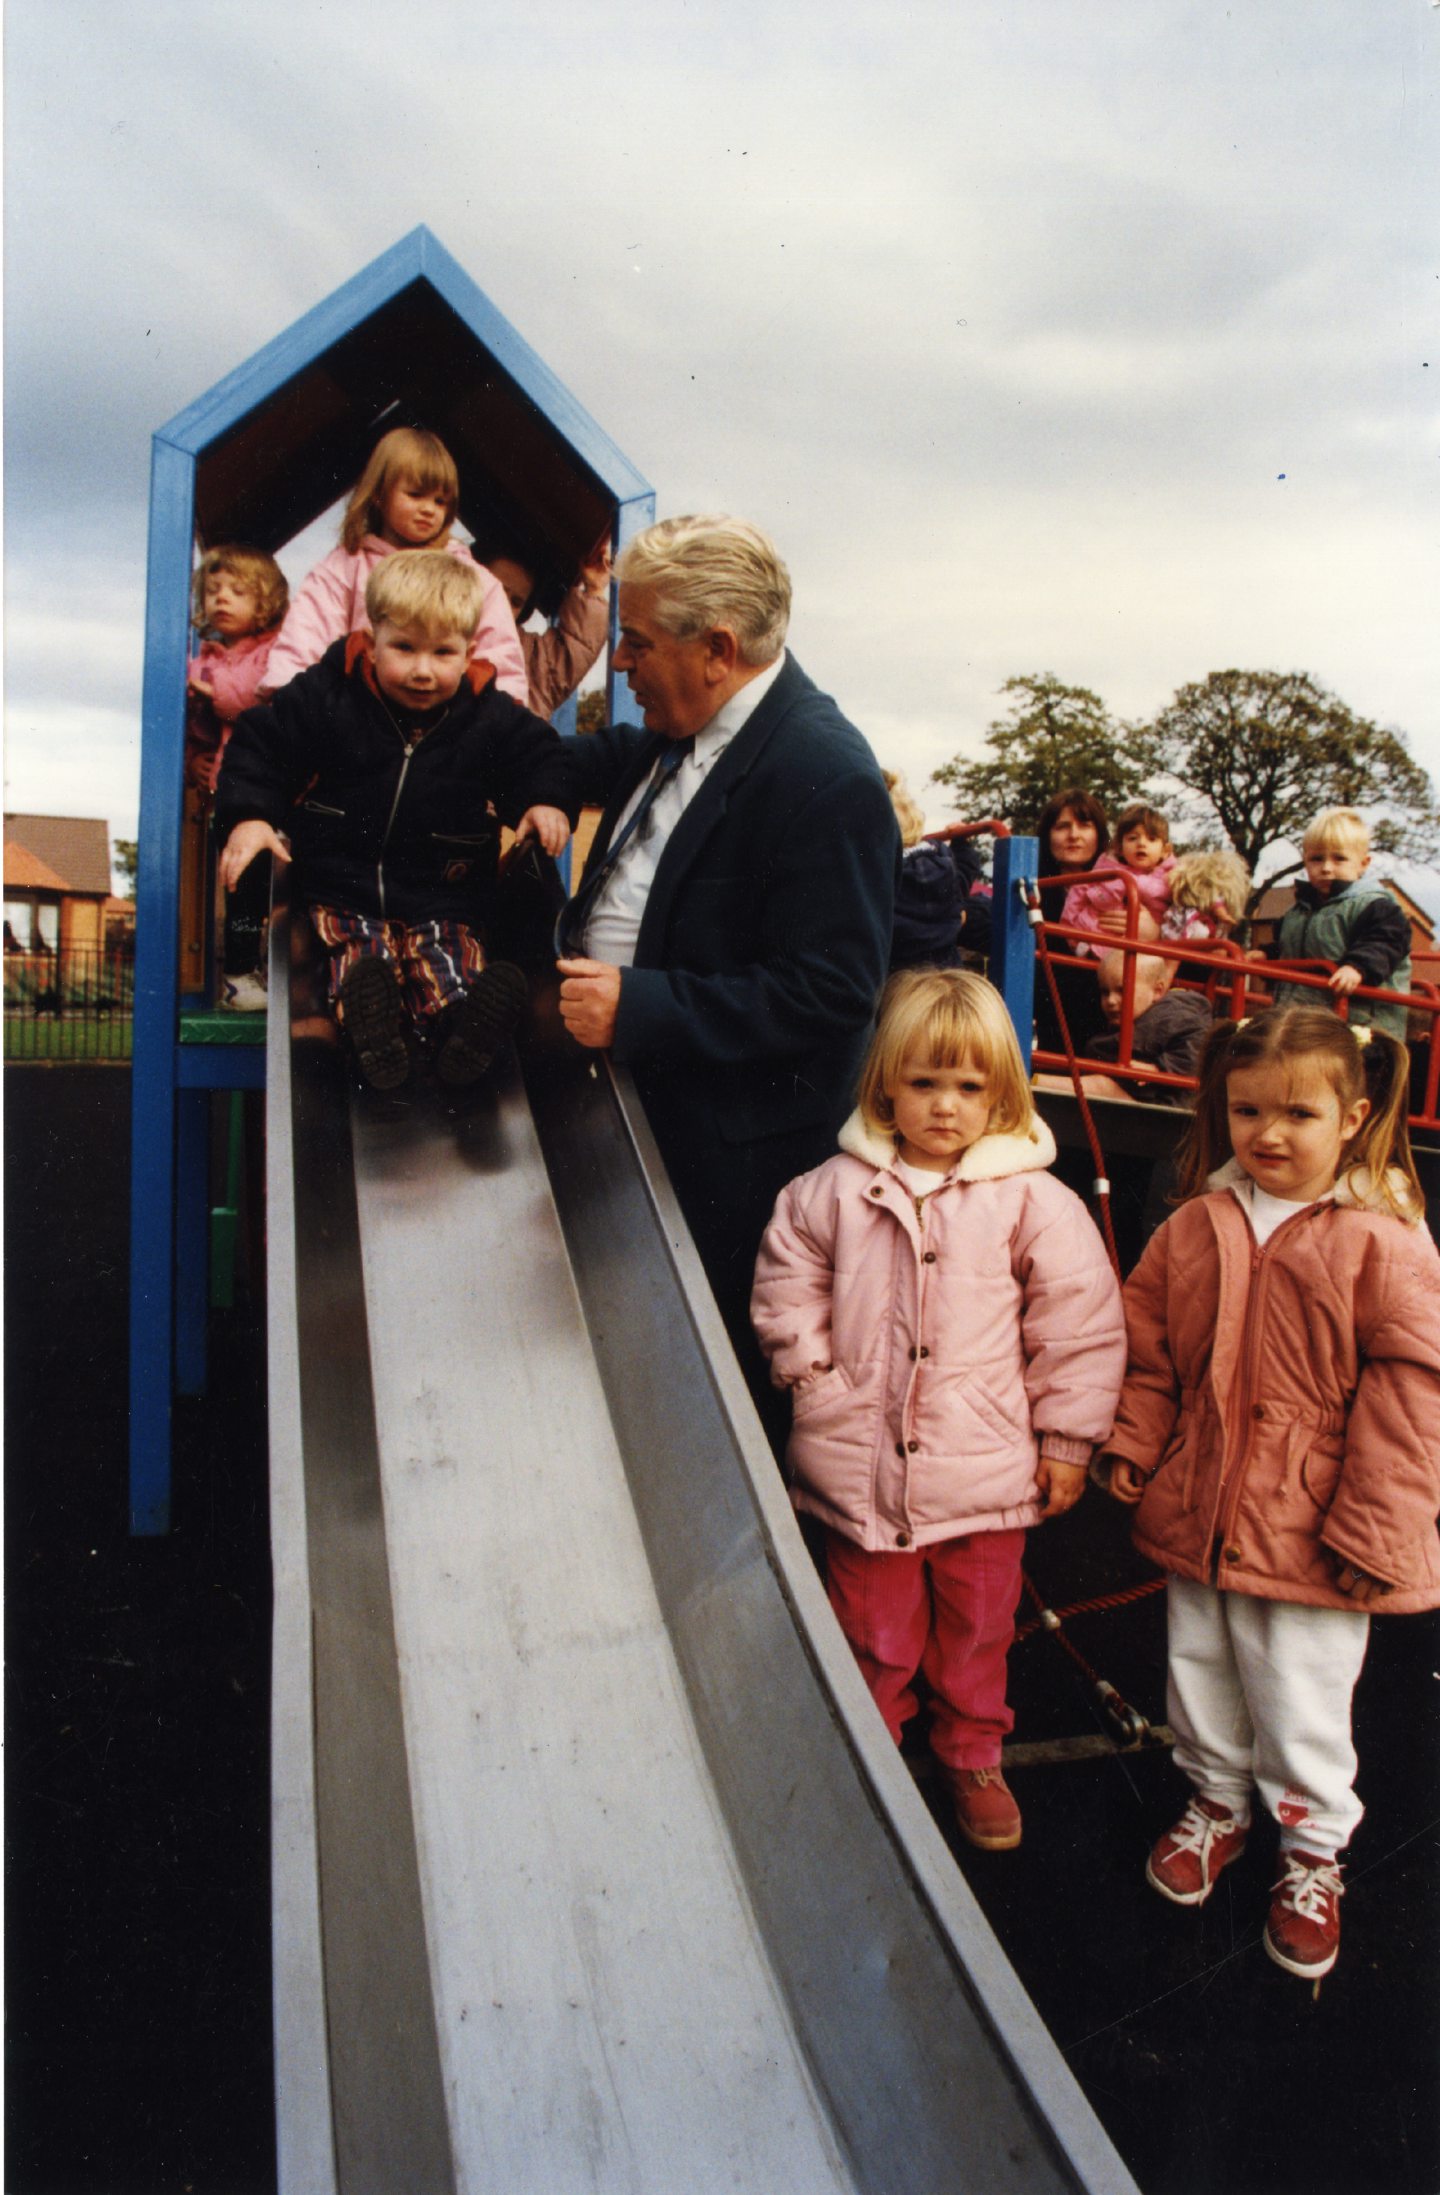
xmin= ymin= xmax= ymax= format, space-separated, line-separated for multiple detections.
xmin=113 ymin=838 xmax=139 ymax=897
xmin=1139 ymin=669 xmax=1438 ymax=887
xmin=574 ymin=689 xmax=607 ymax=737
xmin=931 ymin=674 xmax=1145 ymax=833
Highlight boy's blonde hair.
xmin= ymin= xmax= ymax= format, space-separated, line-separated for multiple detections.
xmin=366 ymin=550 xmax=484 ymax=641
xmin=858 ymin=969 xmax=1036 ymax=1142
xmin=883 ymin=769 xmax=927 ymax=849
xmin=615 ymin=515 xmax=791 ymax=664
xmin=191 ymin=545 xmax=289 ymax=633
xmin=1303 ymin=807 xmax=1370 ymax=859
xmin=342 ymin=426 xmax=459 ymax=555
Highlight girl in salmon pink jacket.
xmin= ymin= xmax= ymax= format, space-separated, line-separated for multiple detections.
xmin=1099 ymin=1009 xmax=1440 ymax=1983
xmin=262 ymin=427 xmax=529 ymax=704
xmin=751 ymin=969 xmax=1125 ymax=1853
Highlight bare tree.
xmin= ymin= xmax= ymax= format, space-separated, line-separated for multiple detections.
xmin=1141 ymin=669 xmax=1437 ymax=889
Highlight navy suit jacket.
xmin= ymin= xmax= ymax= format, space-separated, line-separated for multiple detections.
xmin=565 ymin=656 xmax=898 ymax=1214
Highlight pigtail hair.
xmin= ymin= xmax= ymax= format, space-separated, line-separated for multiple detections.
xmin=1172 ymin=1008 xmax=1425 ymax=1223
xmin=1343 ymin=1029 xmax=1423 ymax=1219
xmin=1170 ymin=1018 xmax=1244 ymax=1202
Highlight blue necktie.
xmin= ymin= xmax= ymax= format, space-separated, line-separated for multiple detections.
xmin=555 ymin=739 xmax=693 ymax=957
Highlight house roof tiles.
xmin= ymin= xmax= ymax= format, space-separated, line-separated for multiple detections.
xmin=4 ymin=815 xmax=112 ymax=896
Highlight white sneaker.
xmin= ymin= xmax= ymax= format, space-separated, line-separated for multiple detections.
xmin=220 ymin=973 xmax=268 ymax=1013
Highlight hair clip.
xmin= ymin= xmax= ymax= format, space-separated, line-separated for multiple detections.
xmin=1352 ymin=1025 xmax=1373 ymax=1047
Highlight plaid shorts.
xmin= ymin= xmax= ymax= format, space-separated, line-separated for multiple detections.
xmin=309 ymin=906 xmax=485 ymax=1024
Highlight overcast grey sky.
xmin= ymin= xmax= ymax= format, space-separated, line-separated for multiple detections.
xmin=4 ymin=1 xmax=1437 ymax=887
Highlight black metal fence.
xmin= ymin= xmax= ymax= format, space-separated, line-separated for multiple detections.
xmin=4 ymin=942 xmax=136 ymax=1062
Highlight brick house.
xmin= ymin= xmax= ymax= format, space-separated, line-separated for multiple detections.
xmin=3 ymin=814 xmax=115 ymax=954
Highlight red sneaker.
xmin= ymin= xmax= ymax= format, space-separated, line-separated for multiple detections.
xmin=1145 ymin=1795 xmax=1248 ymax=1907
xmin=944 ymin=1765 xmax=1022 ymax=1850
xmin=1264 ymin=1850 xmax=1343 ymax=1979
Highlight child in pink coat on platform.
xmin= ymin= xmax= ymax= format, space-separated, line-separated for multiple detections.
xmin=186 ymin=546 xmax=289 ymax=792
xmin=751 ymin=969 xmax=1126 ymax=1853
xmin=1061 ymin=801 xmax=1176 ymax=956
xmin=261 ymin=427 xmax=529 ymax=704
xmin=186 ymin=546 xmax=290 ymax=1010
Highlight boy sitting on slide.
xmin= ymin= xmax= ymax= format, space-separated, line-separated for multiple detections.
xmin=217 ymin=550 xmax=575 ymax=1096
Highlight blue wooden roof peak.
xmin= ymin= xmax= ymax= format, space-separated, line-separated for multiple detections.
xmin=157 ymin=226 xmax=651 ymax=586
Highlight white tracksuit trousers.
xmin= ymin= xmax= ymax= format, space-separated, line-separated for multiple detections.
xmin=1166 ymin=1576 xmax=1371 ymax=1858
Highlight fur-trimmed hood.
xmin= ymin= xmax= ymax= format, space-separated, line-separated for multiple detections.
xmin=836 ymin=1107 xmax=1058 ymax=1183
xmin=751 ymin=1114 xmax=1126 ymax=1554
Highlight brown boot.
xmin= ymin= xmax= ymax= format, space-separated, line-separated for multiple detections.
xmin=942 ymin=1763 xmax=1022 ymax=1850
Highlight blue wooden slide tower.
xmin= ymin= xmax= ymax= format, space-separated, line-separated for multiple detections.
xmin=129 ymin=227 xmax=655 ymax=1533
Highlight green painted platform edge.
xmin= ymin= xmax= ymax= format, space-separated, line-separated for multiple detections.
xmin=179 ymin=1011 xmax=268 ymax=1045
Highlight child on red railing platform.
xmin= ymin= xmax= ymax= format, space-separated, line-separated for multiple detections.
xmin=884 ymin=772 xmax=966 ymax=971
xmin=1077 ymin=951 xmax=1214 ymax=1105
xmin=1060 ymin=801 xmax=1175 ymax=957
xmin=1263 ymin=809 xmax=1411 ymax=1040
xmin=1033 ymin=787 xmax=1110 ymax=1061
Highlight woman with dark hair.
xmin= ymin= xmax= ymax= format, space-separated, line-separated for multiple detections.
xmin=1033 ymin=788 xmax=1110 ymax=1059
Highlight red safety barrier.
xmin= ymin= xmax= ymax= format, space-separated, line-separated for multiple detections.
xmin=1027 ymin=868 xmax=1440 ymax=1135
xmin=924 ymin=817 xmax=1011 ymax=843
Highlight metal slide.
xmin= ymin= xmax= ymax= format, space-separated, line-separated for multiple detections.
xmin=265 ymin=908 xmax=1139 ymax=2195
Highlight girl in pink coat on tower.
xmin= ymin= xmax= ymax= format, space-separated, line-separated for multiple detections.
xmin=261 ymin=426 xmax=529 ymax=703
xmin=751 ymin=969 xmax=1126 ymax=1853
xmin=1098 ymin=1008 xmax=1440 ymax=1984
xmin=1060 ymin=800 xmax=1176 ymax=956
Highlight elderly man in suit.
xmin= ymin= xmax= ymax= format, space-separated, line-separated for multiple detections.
xmin=557 ymin=514 xmax=899 ymax=1379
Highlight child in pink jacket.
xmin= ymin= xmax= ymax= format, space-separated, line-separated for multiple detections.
xmin=186 ymin=545 xmax=289 ymax=1010
xmin=751 ymin=969 xmax=1125 ymax=1853
xmin=186 ymin=545 xmax=289 ymax=792
xmin=1098 ymin=1009 xmax=1440 ymax=1983
xmin=261 ymin=426 xmax=529 ymax=704
xmin=1060 ymin=800 xmax=1176 ymax=956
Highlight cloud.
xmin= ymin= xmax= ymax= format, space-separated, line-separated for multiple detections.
xmin=3 ymin=0 xmax=1437 ymax=874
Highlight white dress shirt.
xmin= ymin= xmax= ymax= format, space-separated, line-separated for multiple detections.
xmin=583 ymin=652 xmax=787 ymax=967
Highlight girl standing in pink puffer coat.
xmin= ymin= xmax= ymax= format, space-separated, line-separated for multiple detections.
xmin=751 ymin=969 xmax=1126 ymax=1852
xmin=261 ymin=426 xmax=528 ymax=703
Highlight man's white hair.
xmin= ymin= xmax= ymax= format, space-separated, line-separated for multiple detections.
xmin=616 ymin=515 xmax=791 ymax=664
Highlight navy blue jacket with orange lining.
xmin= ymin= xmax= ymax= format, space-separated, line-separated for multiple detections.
xmin=216 ymin=633 xmax=577 ymax=928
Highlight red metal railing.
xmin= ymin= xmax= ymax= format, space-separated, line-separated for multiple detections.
xmin=1028 ymin=868 xmax=1440 ymax=1134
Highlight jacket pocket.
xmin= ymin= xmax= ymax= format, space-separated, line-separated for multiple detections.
xmin=791 ymin=1365 xmax=853 ymax=1421
xmin=1172 ymin=1386 xmax=1219 ymax=1513
xmin=1298 ymin=1432 xmax=1346 ymax=1513
xmin=961 ymin=1372 xmax=1027 ymax=1445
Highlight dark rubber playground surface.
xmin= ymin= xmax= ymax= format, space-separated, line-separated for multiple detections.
xmin=5 ymin=1067 xmax=1438 ymax=2193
